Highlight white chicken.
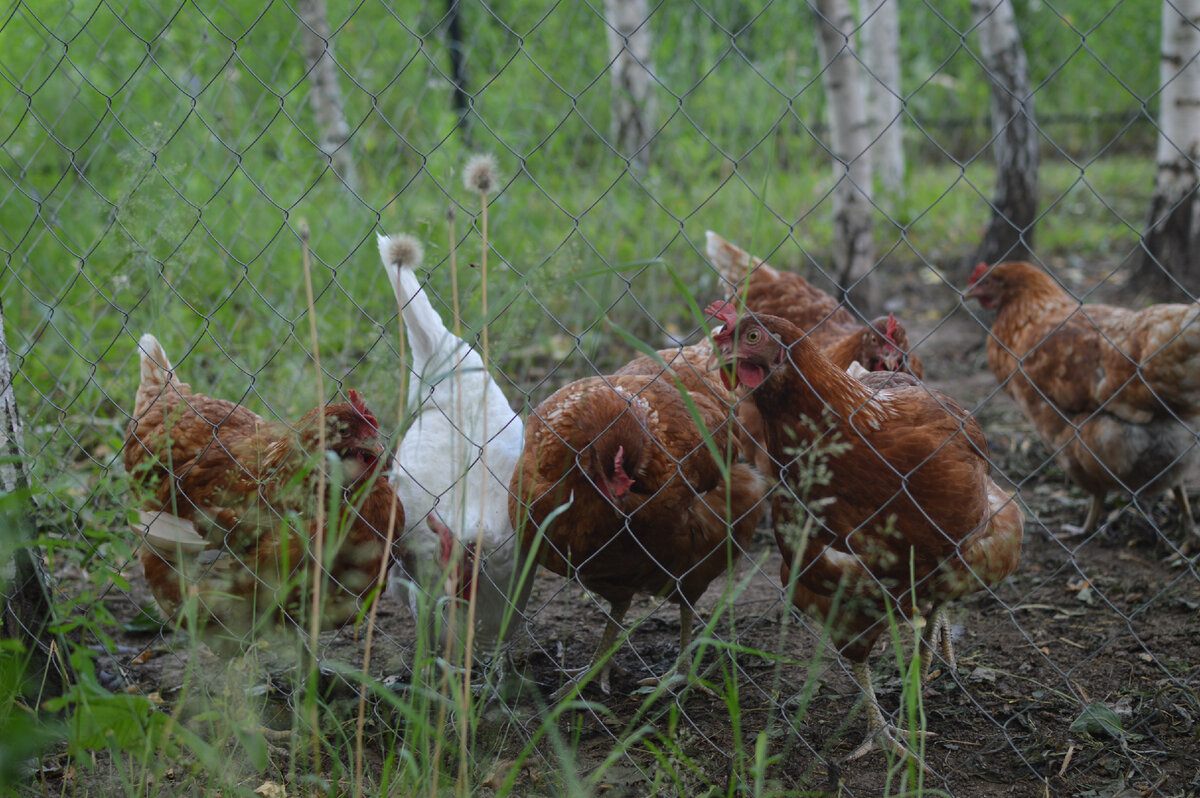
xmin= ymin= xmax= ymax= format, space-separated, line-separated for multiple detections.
xmin=377 ymin=233 xmax=530 ymax=659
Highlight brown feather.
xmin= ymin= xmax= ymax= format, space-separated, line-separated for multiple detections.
xmin=711 ymin=309 xmax=1022 ymax=662
xmin=968 ymin=261 xmax=1200 ymax=538
xmin=124 ymin=335 xmax=404 ymax=651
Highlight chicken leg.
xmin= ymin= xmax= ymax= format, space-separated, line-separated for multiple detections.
xmin=1168 ymin=484 xmax=1199 ymax=561
xmin=841 ymin=660 xmax=935 ymax=765
xmin=552 ymin=598 xmax=630 ymax=699
xmin=634 ymin=603 xmax=719 ymax=696
xmin=919 ymin=605 xmax=956 ymax=682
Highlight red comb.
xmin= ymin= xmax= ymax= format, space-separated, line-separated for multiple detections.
xmin=884 ymin=312 xmax=899 ymax=341
xmin=704 ymin=301 xmax=738 ymax=327
xmin=346 ymin=389 xmax=379 ymax=431
xmin=968 ymin=262 xmax=990 ymax=286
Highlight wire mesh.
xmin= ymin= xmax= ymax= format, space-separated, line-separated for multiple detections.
xmin=2 ymin=1 xmax=1198 ymax=795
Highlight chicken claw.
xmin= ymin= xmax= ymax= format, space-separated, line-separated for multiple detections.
xmin=840 ymin=662 xmax=936 ymax=768
xmin=550 ymin=599 xmax=630 ymax=700
xmin=632 ymin=605 xmax=720 ymax=698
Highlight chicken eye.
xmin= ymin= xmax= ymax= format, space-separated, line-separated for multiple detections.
xmin=745 ymin=329 xmax=762 ymax=344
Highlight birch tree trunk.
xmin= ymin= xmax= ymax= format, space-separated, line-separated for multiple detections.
xmin=861 ymin=0 xmax=905 ymax=200
xmin=298 ymin=0 xmax=358 ymax=193
xmin=1137 ymin=0 xmax=1200 ymax=297
xmin=812 ymin=0 xmax=877 ymax=310
xmin=971 ymin=0 xmax=1038 ymax=265
xmin=0 ymin=298 xmax=71 ymax=700
xmin=604 ymin=0 xmax=657 ymax=171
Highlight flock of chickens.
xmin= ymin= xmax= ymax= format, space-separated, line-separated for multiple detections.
xmin=121 ymin=231 xmax=1200 ymax=763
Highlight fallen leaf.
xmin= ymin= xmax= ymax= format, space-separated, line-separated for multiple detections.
xmin=1069 ymin=703 xmax=1124 ymax=739
xmin=255 ymin=781 xmax=287 ymax=798
xmin=969 ymin=666 xmax=996 ymax=684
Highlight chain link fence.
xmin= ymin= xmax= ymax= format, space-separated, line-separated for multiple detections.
xmin=3 ymin=0 xmax=1198 ymax=795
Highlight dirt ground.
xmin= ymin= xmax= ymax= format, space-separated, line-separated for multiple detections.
xmin=34 ymin=271 xmax=1200 ymax=797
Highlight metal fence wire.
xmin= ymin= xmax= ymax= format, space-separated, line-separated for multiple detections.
xmin=3 ymin=0 xmax=1199 ymax=795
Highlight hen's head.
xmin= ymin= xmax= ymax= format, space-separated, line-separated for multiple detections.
xmin=304 ymin=390 xmax=389 ymax=486
xmin=859 ymin=313 xmax=910 ymax=373
xmin=587 ymin=417 xmax=644 ymax=507
xmin=574 ymin=386 xmax=649 ymax=508
xmin=426 ymin=514 xmax=476 ymax=603
xmin=706 ymin=301 xmax=790 ymax=390
xmin=966 ymin=261 xmax=1053 ymax=311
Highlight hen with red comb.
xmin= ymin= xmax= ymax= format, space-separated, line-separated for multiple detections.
xmin=510 ymin=371 xmax=766 ymax=696
xmin=710 ymin=305 xmax=1023 ymax=763
xmin=967 ymin=259 xmax=1200 ymax=555
xmin=705 ymin=232 xmax=924 ymax=479
xmin=123 ymin=333 xmax=405 ymax=653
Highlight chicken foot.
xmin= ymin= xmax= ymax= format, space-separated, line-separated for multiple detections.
xmin=635 ymin=603 xmax=719 ymax=697
xmin=551 ymin=598 xmax=630 ymax=699
xmin=840 ymin=660 xmax=935 ymax=767
xmin=1058 ymin=492 xmax=1106 ymax=538
xmin=1166 ymin=484 xmax=1200 ymax=562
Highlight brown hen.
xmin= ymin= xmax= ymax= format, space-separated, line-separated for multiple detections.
xmin=123 ymin=334 xmax=405 ymax=652
xmin=706 ymin=231 xmax=924 ymax=479
xmin=967 ymin=261 xmax=1200 ymax=555
xmin=708 ymin=301 xmax=1022 ymax=762
xmin=509 ymin=373 xmax=766 ymax=695
xmin=706 ymin=231 xmax=923 ymax=377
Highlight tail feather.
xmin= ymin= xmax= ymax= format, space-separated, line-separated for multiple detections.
xmin=705 ymin=230 xmax=772 ymax=290
xmin=135 ymin=333 xmax=180 ymax=418
xmin=377 ymin=233 xmax=457 ymax=369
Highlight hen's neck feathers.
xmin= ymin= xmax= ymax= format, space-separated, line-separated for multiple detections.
xmin=996 ymin=269 xmax=1074 ymax=323
xmin=760 ymin=327 xmax=893 ymax=431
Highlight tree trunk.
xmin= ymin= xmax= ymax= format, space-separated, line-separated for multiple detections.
xmin=1137 ymin=0 xmax=1200 ymax=298
xmin=971 ymin=0 xmax=1038 ymax=266
xmin=446 ymin=0 xmax=471 ymax=136
xmin=0 ymin=297 xmax=71 ymax=702
xmin=861 ymin=0 xmax=905 ymax=201
xmin=298 ymin=0 xmax=358 ymax=193
xmin=811 ymin=0 xmax=877 ymax=311
xmin=604 ymin=0 xmax=657 ymax=171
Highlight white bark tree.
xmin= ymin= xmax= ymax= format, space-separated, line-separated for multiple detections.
xmin=604 ymin=0 xmax=657 ymax=171
xmin=812 ymin=0 xmax=877 ymax=310
xmin=1138 ymin=0 xmax=1200 ymax=296
xmin=971 ymin=0 xmax=1038 ymax=265
xmin=861 ymin=0 xmax=905 ymax=199
xmin=298 ymin=0 xmax=358 ymax=192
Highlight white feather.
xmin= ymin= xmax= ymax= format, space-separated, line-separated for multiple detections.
xmin=134 ymin=509 xmax=209 ymax=558
xmin=377 ymin=233 xmax=529 ymax=656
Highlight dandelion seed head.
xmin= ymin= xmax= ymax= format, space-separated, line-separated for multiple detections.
xmin=463 ymin=154 xmax=499 ymax=196
xmin=387 ymin=233 xmax=424 ymax=270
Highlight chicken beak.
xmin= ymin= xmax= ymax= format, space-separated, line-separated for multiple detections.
xmin=705 ymin=346 xmax=722 ymax=373
xmin=707 ymin=345 xmax=738 ymax=390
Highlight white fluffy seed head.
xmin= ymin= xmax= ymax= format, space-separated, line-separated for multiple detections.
xmin=463 ymin=153 xmax=499 ymax=196
xmin=387 ymin=234 xmax=424 ymax=270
